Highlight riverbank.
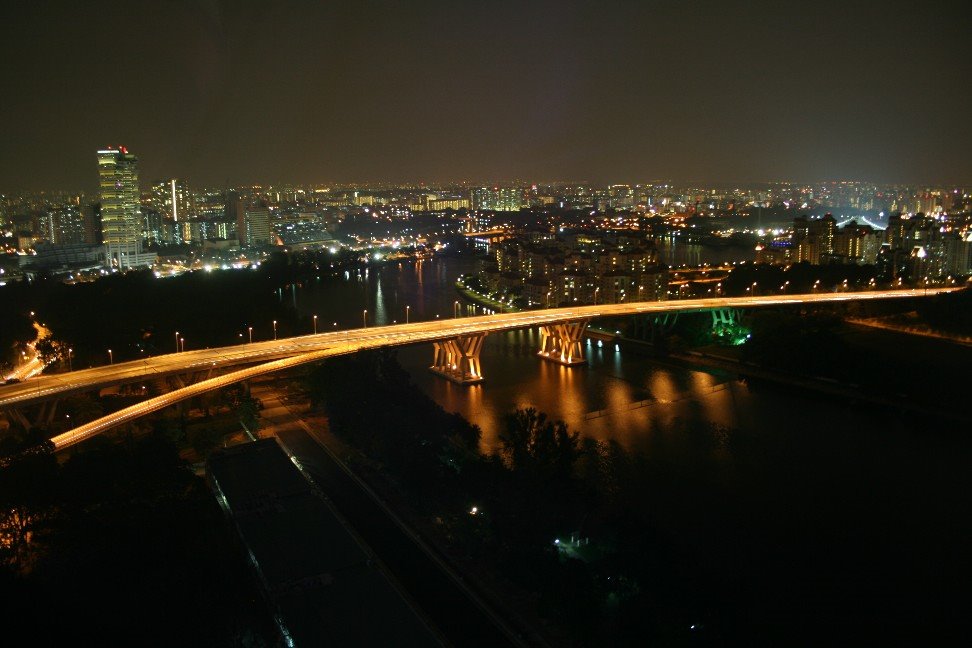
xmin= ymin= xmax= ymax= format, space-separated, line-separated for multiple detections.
xmin=455 ymin=281 xmax=520 ymax=313
xmin=589 ymin=328 xmax=972 ymax=424
xmin=847 ymin=314 xmax=972 ymax=346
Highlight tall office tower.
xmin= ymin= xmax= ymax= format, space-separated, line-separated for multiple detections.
xmin=98 ymin=147 xmax=144 ymax=268
xmin=151 ymin=178 xmax=194 ymax=243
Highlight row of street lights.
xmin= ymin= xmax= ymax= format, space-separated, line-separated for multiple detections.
xmin=89 ymin=274 xmax=939 ymax=370
xmin=151 ymin=302 xmax=465 ymax=367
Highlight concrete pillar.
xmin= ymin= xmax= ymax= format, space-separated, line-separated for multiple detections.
xmin=4 ymin=407 xmax=32 ymax=431
xmin=34 ymin=399 xmax=59 ymax=428
xmin=710 ymin=308 xmax=740 ymax=328
xmin=429 ymin=333 xmax=487 ymax=384
xmin=537 ymin=320 xmax=589 ymax=366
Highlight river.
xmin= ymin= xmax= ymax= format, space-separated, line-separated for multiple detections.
xmin=288 ymin=255 xmax=970 ymax=643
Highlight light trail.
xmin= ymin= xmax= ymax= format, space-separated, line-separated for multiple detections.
xmin=0 ymin=289 xmax=960 ymax=424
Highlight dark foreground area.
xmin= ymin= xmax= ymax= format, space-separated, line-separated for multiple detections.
xmin=275 ymin=426 xmax=516 ymax=647
xmin=0 ymin=435 xmax=276 ymax=646
xmin=305 ymin=349 xmax=972 ymax=647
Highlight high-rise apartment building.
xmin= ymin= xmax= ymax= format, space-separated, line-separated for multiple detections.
xmin=471 ymin=187 xmax=522 ymax=212
xmin=239 ymin=205 xmax=272 ymax=246
xmin=98 ymin=147 xmax=154 ymax=268
xmin=151 ymin=178 xmax=194 ymax=243
xmin=792 ymin=214 xmax=836 ymax=264
xmin=46 ymin=205 xmax=87 ymax=244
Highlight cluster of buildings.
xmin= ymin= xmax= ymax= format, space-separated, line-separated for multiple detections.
xmin=1 ymin=147 xmax=348 ymax=278
xmin=479 ymin=230 xmax=668 ymax=308
xmin=757 ymin=212 xmax=972 ymax=278
xmin=2 ymin=159 xmax=970 ymax=285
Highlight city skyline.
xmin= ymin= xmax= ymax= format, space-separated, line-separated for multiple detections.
xmin=1 ymin=1 xmax=970 ymax=191
xmin=3 ymin=3 xmax=971 ymax=646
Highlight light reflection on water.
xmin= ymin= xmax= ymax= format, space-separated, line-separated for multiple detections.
xmin=291 ymin=256 xmax=971 ymax=635
xmin=294 ymin=257 xmax=745 ymax=453
xmin=396 ymin=335 xmax=740 ymax=454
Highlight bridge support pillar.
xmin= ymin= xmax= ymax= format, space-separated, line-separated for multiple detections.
xmin=430 ymin=333 xmax=487 ymax=384
xmin=3 ymin=407 xmax=32 ymax=431
xmin=537 ymin=320 xmax=589 ymax=366
xmin=710 ymin=308 xmax=741 ymax=329
xmin=35 ymin=399 xmax=59 ymax=428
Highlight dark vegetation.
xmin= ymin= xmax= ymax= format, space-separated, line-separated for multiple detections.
xmin=0 ymin=308 xmax=35 ymax=372
xmin=721 ymin=261 xmax=879 ymax=295
xmin=739 ymin=304 xmax=972 ymax=408
xmin=917 ymin=285 xmax=972 ymax=335
xmin=0 ymin=256 xmax=297 ymax=369
xmin=305 ymin=349 xmax=971 ymax=646
xmin=0 ymin=434 xmax=274 ymax=646
xmin=307 ymin=350 xmax=742 ymax=645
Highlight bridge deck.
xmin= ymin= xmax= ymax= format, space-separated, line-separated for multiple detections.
xmin=1 ymin=289 xmax=959 ymax=452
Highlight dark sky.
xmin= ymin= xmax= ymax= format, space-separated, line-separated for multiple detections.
xmin=1 ymin=1 xmax=970 ymax=191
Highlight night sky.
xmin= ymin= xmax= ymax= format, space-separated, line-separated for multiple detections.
xmin=1 ymin=1 xmax=969 ymax=191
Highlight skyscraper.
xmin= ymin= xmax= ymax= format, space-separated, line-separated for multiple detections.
xmin=98 ymin=147 xmax=153 ymax=268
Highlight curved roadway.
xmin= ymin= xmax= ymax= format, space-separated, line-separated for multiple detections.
xmin=0 ymin=288 xmax=956 ymax=452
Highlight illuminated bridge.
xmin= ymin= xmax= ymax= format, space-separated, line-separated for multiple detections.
xmin=0 ymin=288 xmax=956 ymax=453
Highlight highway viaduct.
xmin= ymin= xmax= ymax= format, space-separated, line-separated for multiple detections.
xmin=0 ymin=288 xmax=957 ymax=454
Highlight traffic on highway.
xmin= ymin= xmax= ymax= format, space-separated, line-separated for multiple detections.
xmin=0 ymin=288 xmax=956 ymax=453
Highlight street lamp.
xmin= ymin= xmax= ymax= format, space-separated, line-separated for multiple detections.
xmin=594 ymin=286 xmax=600 ymax=305
xmin=751 ymin=282 xmax=758 ymax=296
xmin=273 ymin=320 xmax=278 ymax=340
xmin=175 ymin=331 xmax=180 ymax=353
xmin=406 ymin=305 xmax=410 ymax=324
xmin=454 ymin=300 xmax=460 ymax=318
xmin=363 ymin=309 xmax=368 ymax=327
xmin=107 ymin=349 xmax=113 ymax=365
xmin=781 ymin=280 xmax=789 ymax=294
xmin=916 ymin=247 xmax=927 ymax=291
xmin=179 ymin=337 xmax=185 ymax=352
xmin=248 ymin=326 xmax=253 ymax=343
xmin=313 ymin=314 xmax=318 ymax=334
xmin=67 ymin=348 xmax=73 ymax=371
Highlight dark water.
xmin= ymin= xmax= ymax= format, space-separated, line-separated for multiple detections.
xmin=291 ymin=257 xmax=971 ymax=643
xmin=656 ymin=237 xmax=756 ymax=267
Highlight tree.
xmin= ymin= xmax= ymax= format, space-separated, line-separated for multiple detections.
xmin=0 ymin=452 xmax=58 ymax=572
xmin=237 ymin=397 xmax=260 ymax=435
xmin=0 ymin=310 xmax=36 ymax=372
xmin=500 ymin=408 xmax=580 ymax=482
xmin=187 ymin=425 xmax=224 ymax=456
xmin=34 ymin=337 xmax=62 ymax=366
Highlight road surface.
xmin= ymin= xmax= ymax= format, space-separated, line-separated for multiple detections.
xmin=264 ymin=403 xmax=521 ymax=647
xmin=1 ymin=289 xmax=954 ymax=411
